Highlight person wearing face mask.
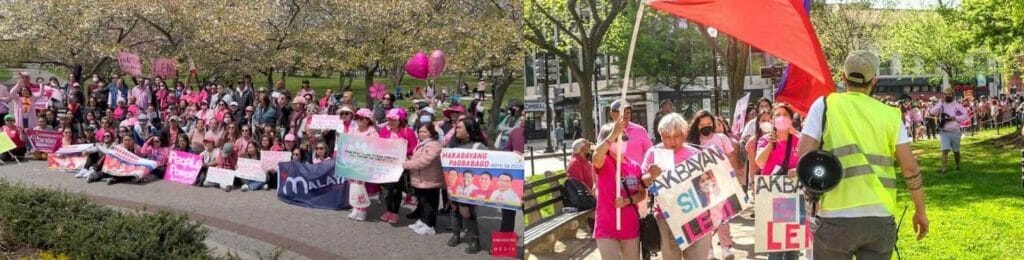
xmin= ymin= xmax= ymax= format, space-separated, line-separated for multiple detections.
xmin=591 ymin=114 xmax=647 ymax=260
xmin=753 ymin=103 xmax=804 ymax=260
xmin=638 ymin=113 xmax=710 ymax=259
xmin=608 ymin=99 xmax=654 ymax=164
xmin=686 ymin=110 xmax=741 ymax=259
xmin=929 ymin=87 xmax=969 ymax=174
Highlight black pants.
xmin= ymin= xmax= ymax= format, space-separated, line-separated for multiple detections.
xmin=413 ymin=187 xmax=441 ymax=227
xmin=84 ymin=152 xmax=105 ymax=171
xmin=384 ymin=182 xmax=404 ymax=214
xmin=499 ymin=209 xmax=516 ymax=232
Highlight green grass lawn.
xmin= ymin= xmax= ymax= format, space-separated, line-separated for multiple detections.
xmin=896 ymin=126 xmax=1024 ymax=259
xmin=0 ymin=69 xmax=12 ymax=82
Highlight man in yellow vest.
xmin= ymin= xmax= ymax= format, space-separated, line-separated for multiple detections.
xmin=796 ymin=50 xmax=928 ymax=259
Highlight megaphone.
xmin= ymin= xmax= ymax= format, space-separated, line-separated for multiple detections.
xmin=797 ymin=149 xmax=843 ymax=195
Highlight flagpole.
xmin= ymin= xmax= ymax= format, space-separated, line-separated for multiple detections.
xmin=617 ymin=2 xmax=645 ymax=231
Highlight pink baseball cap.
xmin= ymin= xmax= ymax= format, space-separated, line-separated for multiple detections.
xmin=292 ymin=96 xmax=307 ymax=105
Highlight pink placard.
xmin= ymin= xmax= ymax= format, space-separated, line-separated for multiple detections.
xmin=260 ymin=151 xmax=291 ymax=172
xmin=117 ymin=52 xmax=142 ymax=76
xmin=153 ymin=58 xmax=176 ymax=78
xmin=309 ymin=114 xmax=343 ymax=130
xmin=26 ymin=129 xmax=60 ymax=153
xmin=166 ymin=151 xmax=201 ymax=185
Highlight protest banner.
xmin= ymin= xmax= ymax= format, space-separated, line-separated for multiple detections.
xmin=731 ymin=93 xmax=751 ymax=136
xmin=309 ymin=114 xmax=343 ymax=130
xmin=278 ymin=160 xmax=350 ymax=210
xmin=490 ymin=232 xmax=518 ymax=258
xmin=153 ymin=58 xmax=176 ymax=78
xmin=47 ymin=144 xmax=94 ymax=171
xmin=206 ymin=167 xmax=236 ymax=185
xmin=236 ymin=158 xmax=267 ymax=181
xmin=440 ymin=148 xmax=525 ymax=211
xmin=334 ymin=133 xmax=406 ymax=183
xmin=26 ymin=129 xmax=60 ymax=153
xmin=100 ymin=146 xmax=156 ymax=177
xmin=117 ymin=52 xmax=142 ymax=76
xmin=48 ymin=155 xmax=87 ymax=171
xmin=754 ymin=175 xmax=810 ymax=253
xmin=0 ymin=132 xmax=15 ymax=154
xmin=165 ymin=151 xmax=202 ymax=185
xmin=648 ymin=146 xmax=750 ymax=250
xmin=260 ymin=151 xmax=291 ymax=173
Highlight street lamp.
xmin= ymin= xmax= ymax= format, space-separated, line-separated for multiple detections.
xmin=707 ymin=27 xmax=721 ymax=115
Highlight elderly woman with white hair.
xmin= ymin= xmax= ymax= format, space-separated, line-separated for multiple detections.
xmin=566 ymin=138 xmax=595 ymax=192
xmin=638 ymin=112 xmax=713 ymax=260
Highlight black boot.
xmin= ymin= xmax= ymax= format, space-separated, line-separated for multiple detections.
xmin=448 ymin=214 xmax=462 ymax=247
xmin=464 ymin=218 xmax=481 ymax=254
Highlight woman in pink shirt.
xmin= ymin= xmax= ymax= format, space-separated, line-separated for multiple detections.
xmin=755 ymin=103 xmax=802 ymax=176
xmin=377 ymin=108 xmax=418 ymax=223
xmin=347 ymin=108 xmax=380 ymax=221
xmin=639 ymin=113 xmax=711 ymax=259
xmin=687 ymin=110 xmax=741 ymax=258
xmin=138 ymin=131 xmax=171 ymax=183
xmin=591 ymin=115 xmax=650 ymax=260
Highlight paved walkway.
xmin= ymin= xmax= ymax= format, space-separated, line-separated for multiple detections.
xmin=0 ymin=161 xmax=523 ymax=259
xmin=526 ymin=208 xmax=808 ymax=260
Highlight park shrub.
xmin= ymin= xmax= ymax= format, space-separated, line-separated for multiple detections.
xmin=0 ymin=180 xmax=209 ymax=259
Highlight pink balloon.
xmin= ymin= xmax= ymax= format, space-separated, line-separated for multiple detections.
xmin=404 ymin=52 xmax=429 ymax=80
xmin=427 ymin=50 xmax=446 ymax=79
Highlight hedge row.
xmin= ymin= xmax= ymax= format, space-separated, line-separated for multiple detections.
xmin=0 ymin=180 xmax=209 ymax=259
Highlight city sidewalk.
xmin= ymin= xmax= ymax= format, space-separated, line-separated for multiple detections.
xmin=527 ymin=207 xmax=808 ymax=260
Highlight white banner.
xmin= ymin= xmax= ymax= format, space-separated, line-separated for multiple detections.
xmin=754 ymin=175 xmax=810 ymax=252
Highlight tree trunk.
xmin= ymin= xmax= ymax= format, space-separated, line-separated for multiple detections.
xmin=265 ymin=68 xmax=274 ymax=89
xmin=486 ymin=72 xmax=514 ymax=148
xmin=575 ymin=56 xmax=597 ymax=142
xmin=280 ymin=69 xmax=287 ymax=85
xmin=363 ymin=64 xmax=379 ymax=107
xmin=726 ymin=39 xmax=750 ymax=113
xmin=388 ymin=63 xmax=405 ymax=93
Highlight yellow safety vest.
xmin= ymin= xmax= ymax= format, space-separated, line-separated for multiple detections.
xmin=820 ymin=92 xmax=900 ymax=215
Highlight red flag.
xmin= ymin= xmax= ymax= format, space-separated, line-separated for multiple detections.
xmin=647 ymin=0 xmax=834 ymax=115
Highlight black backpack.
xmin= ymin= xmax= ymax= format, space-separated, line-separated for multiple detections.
xmin=561 ymin=178 xmax=596 ymax=211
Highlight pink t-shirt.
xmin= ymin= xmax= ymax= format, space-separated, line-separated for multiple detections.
xmin=756 ymin=134 xmax=800 ymax=175
xmin=622 ymin=122 xmax=653 ymax=163
xmin=699 ymin=133 xmax=735 ymax=154
xmin=593 ymin=154 xmax=642 ymax=240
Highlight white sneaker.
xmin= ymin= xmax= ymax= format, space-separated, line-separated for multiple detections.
xmin=347 ymin=210 xmax=358 ymax=220
xmin=408 ymin=220 xmax=426 ymax=230
xmin=721 ymin=246 xmax=735 ymax=260
xmin=354 ymin=209 xmax=367 ymax=221
xmin=74 ymin=169 xmax=86 ymax=178
xmin=414 ymin=225 xmax=436 ymax=235
xmin=241 ymin=185 xmax=251 ymax=192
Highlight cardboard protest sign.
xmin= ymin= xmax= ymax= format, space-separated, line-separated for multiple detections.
xmin=165 ymin=151 xmax=202 ymax=185
xmin=26 ymin=129 xmax=60 ymax=153
xmin=441 ymin=149 xmax=525 ymax=211
xmin=235 ymin=158 xmax=267 ymax=181
xmin=260 ymin=151 xmax=291 ymax=173
xmin=100 ymin=146 xmax=156 ymax=177
xmin=754 ymin=175 xmax=810 ymax=253
xmin=278 ymin=160 xmax=350 ymax=210
xmin=334 ymin=133 xmax=406 ymax=183
xmin=731 ymin=93 xmax=751 ymax=136
xmin=32 ymin=99 xmax=48 ymax=110
xmin=153 ymin=58 xmax=176 ymax=78
xmin=309 ymin=114 xmax=343 ymax=130
xmin=0 ymin=132 xmax=14 ymax=153
xmin=117 ymin=52 xmax=142 ymax=76
xmin=55 ymin=144 xmax=94 ymax=155
xmin=206 ymin=167 xmax=236 ymax=185
xmin=490 ymin=232 xmax=519 ymax=258
xmin=648 ymin=146 xmax=750 ymax=250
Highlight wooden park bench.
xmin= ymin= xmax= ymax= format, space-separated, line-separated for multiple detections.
xmin=524 ymin=171 xmax=593 ymax=254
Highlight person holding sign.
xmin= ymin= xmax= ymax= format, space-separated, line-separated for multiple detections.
xmin=377 ymin=108 xmax=417 ymax=224
xmin=138 ymin=132 xmax=172 ymax=183
xmin=346 ymin=108 xmax=380 ymax=222
xmin=796 ymin=50 xmax=928 ymax=259
xmin=240 ymin=142 xmax=268 ymax=191
xmin=1 ymin=115 xmax=27 ymax=160
xmin=753 ymin=103 xmax=804 ymax=259
xmin=688 ymin=111 xmax=741 ymax=259
xmin=592 ymin=115 xmax=647 ymax=260
xmin=639 ymin=113 xmax=710 ymax=259
xmin=402 ymin=124 xmax=444 ymax=236
xmin=446 ymin=117 xmax=489 ymax=254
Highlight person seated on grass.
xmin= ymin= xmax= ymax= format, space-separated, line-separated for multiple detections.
xmin=138 ymin=132 xmax=172 ymax=183
xmin=202 ymin=143 xmax=236 ymax=192
xmin=240 ymin=141 xmax=269 ymax=192
xmin=80 ymin=129 xmax=116 ymax=180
